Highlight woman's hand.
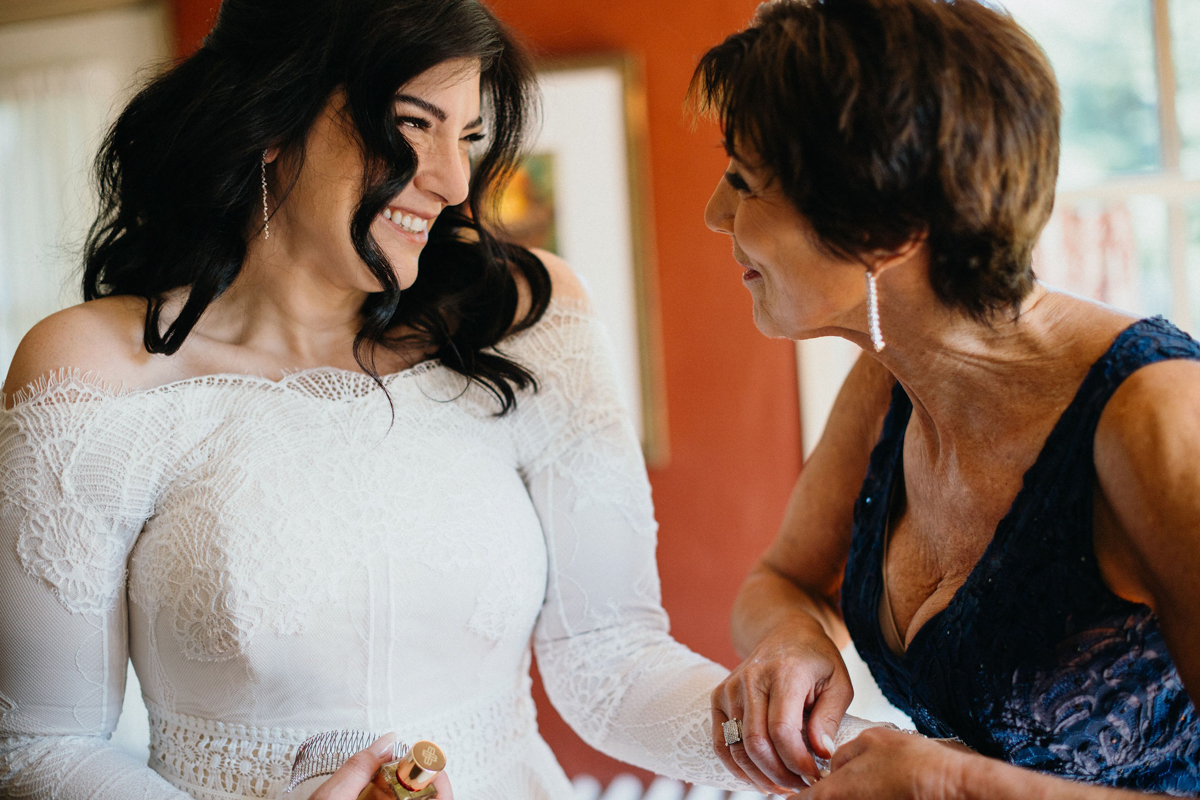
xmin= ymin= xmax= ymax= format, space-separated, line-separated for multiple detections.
xmin=711 ymin=615 xmax=854 ymax=795
xmin=799 ymin=728 xmax=968 ymax=800
xmin=309 ymin=734 xmax=455 ymax=800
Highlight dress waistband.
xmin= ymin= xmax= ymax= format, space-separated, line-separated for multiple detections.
xmin=146 ymin=689 xmax=538 ymax=799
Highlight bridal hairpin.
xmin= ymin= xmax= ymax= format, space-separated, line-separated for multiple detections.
xmin=287 ymin=730 xmax=404 ymax=792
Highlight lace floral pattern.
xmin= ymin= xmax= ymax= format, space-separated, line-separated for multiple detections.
xmin=146 ymin=689 xmax=558 ymax=799
xmin=998 ymin=611 xmax=1200 ymax=791
xmin=0 ymin=299 xmax=746 ymax=799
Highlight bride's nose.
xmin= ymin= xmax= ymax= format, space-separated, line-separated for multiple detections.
xmin=412 ymin=137 xmax=471 ymax=208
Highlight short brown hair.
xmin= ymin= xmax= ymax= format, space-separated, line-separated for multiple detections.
xmin=689 ymin=0 xmax=1060 ymax=320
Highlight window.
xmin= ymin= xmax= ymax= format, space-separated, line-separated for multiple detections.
xmin=0 ymin=3 xmax=168 ymax=373
xmin=1002 ymin=0 xmax=1200 ymax=330
xmin=798 ymin=0 xmax=1200 ymax=457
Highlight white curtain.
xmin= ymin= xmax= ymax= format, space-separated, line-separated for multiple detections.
xmin=1035 ymin=202 xmax=1145 ymax=313
xmin=0 ymin=60 xmax=120 ymax=373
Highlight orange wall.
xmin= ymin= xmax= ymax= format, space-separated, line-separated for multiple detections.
xmin=172 ymin=0 xmax=802 ymax=784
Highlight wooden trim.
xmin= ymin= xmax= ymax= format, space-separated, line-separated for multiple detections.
xmin=1150 ymin=0 xmax=1191 ymax=329
xmin=1151 ymin=0 xmax=1182 ymax=174
xmin=1057 ymin=175 xmax=1200 ymax=203
xmin=0 ymin=0 xmax=148 ymax=26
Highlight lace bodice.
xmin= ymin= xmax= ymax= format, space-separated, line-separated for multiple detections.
xmin=0 ymin=299 xmax=751 ymax=799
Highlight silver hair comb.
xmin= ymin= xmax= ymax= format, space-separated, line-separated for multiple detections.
xmin=287 ymin=730 xmax=406 ymax=793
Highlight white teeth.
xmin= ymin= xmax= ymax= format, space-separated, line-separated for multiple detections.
xmin=383 ymin=209 xmax=428 ymax=234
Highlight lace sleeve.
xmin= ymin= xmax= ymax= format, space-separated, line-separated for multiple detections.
xmin=511 ymin=302 xmax=752 ymax=790
xmin=0 ymin=378 xmax=188 ymax=799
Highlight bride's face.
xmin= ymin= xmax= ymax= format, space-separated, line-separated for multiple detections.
xmin=269 ymin=58 xmax=483 ymax=293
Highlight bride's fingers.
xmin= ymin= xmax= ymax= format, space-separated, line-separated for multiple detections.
xmin=310 ymin=733 xmax=396 ymax=800
xmin=431 ymin=771 xmax=454 ymax=800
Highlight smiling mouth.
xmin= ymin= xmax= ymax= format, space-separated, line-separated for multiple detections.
xmin=732 ymin=246 xmax=761 ymax=281
xmin=382 ymin=207 xmax=430 ymax=235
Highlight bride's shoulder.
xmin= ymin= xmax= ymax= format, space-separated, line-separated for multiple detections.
xmin=3 ymin=295 xmax=157 ymax=408
xmin=512 ymin=248 xmax=592 ymax=320
xmin=536 ymin=248 xmax=590 ymax=308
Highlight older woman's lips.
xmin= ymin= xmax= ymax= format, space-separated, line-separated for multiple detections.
xmin=742 ymin=267 xmax=762 ymax=282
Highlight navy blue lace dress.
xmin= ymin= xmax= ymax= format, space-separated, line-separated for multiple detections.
xmin=842 ymin=317 xmax=1200 ymax=795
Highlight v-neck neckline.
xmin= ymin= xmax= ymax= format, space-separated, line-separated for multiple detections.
xmin=871 ymin=318 xmax=1144 ymax=665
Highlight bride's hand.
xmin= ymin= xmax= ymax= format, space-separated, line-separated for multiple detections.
xmin=309 ymin=734 xmax=455 ymax=800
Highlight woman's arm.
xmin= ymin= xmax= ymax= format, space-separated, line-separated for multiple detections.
xmin=0 ymin=314 xmax=185 ymax=799
xmin=713 ymin=351 xmax=895 ymax=792
xmin=1093 ymin=358 xmax=1200 ymax=709
xmin=809 ymin=727 xmax=1151 ymax=800
xmin=518 ymin=255 xmax=752 ymax=791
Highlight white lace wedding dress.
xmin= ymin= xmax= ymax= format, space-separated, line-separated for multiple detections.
xmin=0 ymin=298 xmax=752 ymax=800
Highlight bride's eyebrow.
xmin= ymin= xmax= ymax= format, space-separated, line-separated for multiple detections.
xmin=394 ymin=94 xmax=483 ymax=129
xmin=395 ymin=94 xmax=447 ymax=122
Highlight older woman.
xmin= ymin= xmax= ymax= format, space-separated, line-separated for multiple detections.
xmin=693 ymin=0 xmax=1200 ymax=797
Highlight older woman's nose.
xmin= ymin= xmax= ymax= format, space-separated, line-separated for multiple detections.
xmin=705 ymin=179 xmax=735 ymax=235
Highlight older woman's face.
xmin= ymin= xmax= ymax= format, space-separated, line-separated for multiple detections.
xmin=271 ymin=58 xmax=482 ymax=292
xmin=704 ymin=153 xmax=866 ymax=339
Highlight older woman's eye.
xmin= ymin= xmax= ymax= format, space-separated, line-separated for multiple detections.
xmin=724 ymin=171 xmax=752 ymax=193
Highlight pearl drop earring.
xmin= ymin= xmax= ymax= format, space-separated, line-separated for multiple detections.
xmin=866 ymin=270 xmax=885 ymax=352
xmin=261 ymin=151 xmax=270 ymax=240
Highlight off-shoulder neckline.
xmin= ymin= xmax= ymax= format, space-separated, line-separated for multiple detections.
xmin=3 ymin=297 xmax=594 ymax=412
xmin=2 ymin=358 xmax=449 ymax=412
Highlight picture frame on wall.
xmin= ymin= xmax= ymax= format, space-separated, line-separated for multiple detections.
xmin=496 ymin=53 xmax=671 ymax=468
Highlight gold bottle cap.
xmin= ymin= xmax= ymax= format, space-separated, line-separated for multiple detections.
xmin=392 ymin=741 xmax=446 ymax=791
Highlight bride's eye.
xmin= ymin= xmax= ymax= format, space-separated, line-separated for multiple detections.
xmin=398 ymin=116 xmax=431 ymax=131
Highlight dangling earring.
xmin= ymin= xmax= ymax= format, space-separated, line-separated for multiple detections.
xmin=866 ymin=269 xmax=886 ymax=352
xmin=260 ymin=150 xmax=271 ymax=240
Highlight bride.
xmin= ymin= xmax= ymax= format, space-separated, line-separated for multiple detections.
xmin=0 ymin=0 xmax=753 ymax=797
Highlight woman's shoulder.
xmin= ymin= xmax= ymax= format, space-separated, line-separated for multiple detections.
xmin=516 ymin=248 xmax=590 ymax=316
xmin=3 ymin=296 xmax=157 ymax=408
xmin=1095 ymin=344 xmax=1200 ymax=461
xmin=505 ymin=248 xmax=597 ymax=346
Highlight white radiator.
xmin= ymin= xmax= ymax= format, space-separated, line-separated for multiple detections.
xmin=571 ymin=774 xmax=781 ymax=800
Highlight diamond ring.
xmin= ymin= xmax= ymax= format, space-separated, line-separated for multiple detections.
xmin=722 ymin=718 xmax=743 ymax=746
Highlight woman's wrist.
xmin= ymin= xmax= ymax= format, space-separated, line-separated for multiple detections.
xmin=731 ymin=568 xmax=839 ymax=658
xmin=953 ymin=748 xmax=1121 ymax=800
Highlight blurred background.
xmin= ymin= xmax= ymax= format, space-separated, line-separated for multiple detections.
xmin=0 ymin=0 xmax=1197 ymax=797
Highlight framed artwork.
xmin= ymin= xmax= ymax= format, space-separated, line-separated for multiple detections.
xmin=497 ymin=54 xmax=670 ymax=467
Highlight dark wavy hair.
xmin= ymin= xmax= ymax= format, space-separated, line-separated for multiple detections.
xmin=84 ymin=0 xmax=551 ymax=412
xmin=690 ymin=0 xmax=1061 ymax=321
